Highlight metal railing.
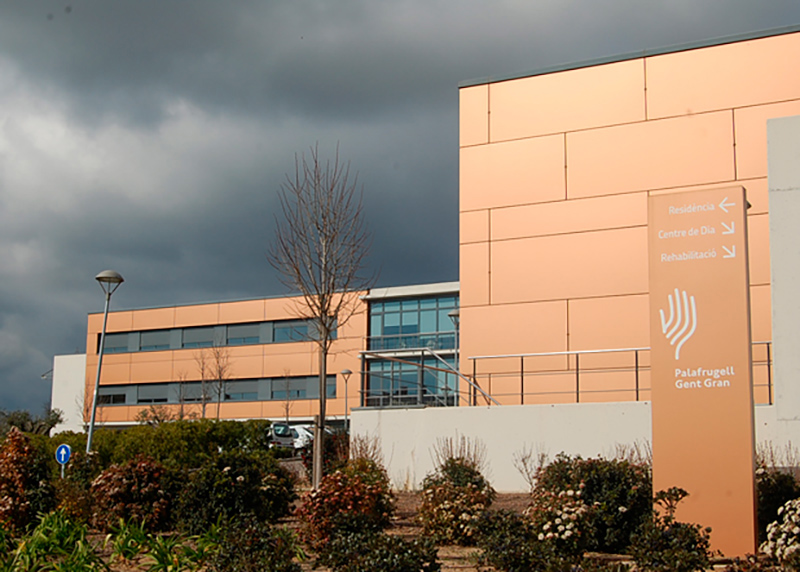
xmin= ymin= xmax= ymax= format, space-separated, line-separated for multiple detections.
xmin=466 ymin=341 xmax=773 ymax=406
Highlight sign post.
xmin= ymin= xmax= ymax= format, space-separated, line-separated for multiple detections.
xmin=55 ymin=443 xmax=72 ymax=480
xmin=648 ymin=186 xmax=756 ymax=556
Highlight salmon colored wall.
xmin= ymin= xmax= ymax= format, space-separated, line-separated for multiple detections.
xmin=85 ymin=294 xmax=367 ymax=424
xmin=460 ymin=30 xmax=799 ymax=406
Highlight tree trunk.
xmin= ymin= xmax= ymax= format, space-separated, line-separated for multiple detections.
xmin=312 ymin=343 xmax=328 ymax=488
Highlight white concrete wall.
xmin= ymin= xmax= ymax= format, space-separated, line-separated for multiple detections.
xmin=352 ymin=402 xmax=652 ymax=492
xmin=51 ymin=354 xmax=86 ymax=434
xmin=352 ymin=403 xmax=800 ymax=492
xmin=768 ymin=115 xmax=800 ymax=423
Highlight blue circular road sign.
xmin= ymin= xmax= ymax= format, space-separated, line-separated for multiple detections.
xmin=55 ymin=444 xmax=72 ymax=466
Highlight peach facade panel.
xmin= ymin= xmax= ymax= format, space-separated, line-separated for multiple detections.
xmin=129 ymin=354 xmax=176 ymax=383
xmin=735 ymin=99 xmax=800 ymax=180
xmin=567 ymin=295 xmax=650 ymax=352
xmin=490 ymin=227 xmax=649 ymax=304
xmin=459 ymin=85 xmax=489 ymax=147
xmin=460 ymin=135 xmax=565 ymax=212
xmin=131 ymin=307 xmax=177 ymax=330
xmin=96 ymin=361 xmax=132 ymax=384
xmin=174 ymin=304 xmax=220 ymax=327
xmin=646 ymin=32 xmax=800 ymax=120
xmin=459 ymin=243 xmax=490 ymax=307
xmin=488 ymin=59 xmax=645 ymax=142
xmin=567 ymin=111 xmax=736 ymax=199
xmin=218 ymin=299 xmax=268 ymax=324
xmin=460 ymin=210 xmax=490 ymax=244
xmin=459 ymin=301 xmax=567 ymax=366
xmin=491 ymin=192 xmax=646 ymax=242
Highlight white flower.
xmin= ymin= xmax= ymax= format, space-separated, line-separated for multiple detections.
xmin=618 ymin=506 xmax=628 ymax=513
xmin=564 ymin=530 xmax=573 ymax=538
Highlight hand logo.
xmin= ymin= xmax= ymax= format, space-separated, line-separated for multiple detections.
xmin=660 ymin=288 xmax=697 ymax=360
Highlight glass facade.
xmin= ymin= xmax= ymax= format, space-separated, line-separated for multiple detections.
xmin=365 ymin=292 xmax=458 ymax=408
xmin=368 ymin=294 xmax=457 ymax=351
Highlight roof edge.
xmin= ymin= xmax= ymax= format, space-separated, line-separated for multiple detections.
xmin=459 ymin=23 xmax=800 ymax=88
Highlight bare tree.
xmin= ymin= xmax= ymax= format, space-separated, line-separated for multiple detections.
xmin=194 ymin=345 xmax=232 ymax=420
xmin=269 ymin=143 xmax=374 ymax=488
xmin=281 ymin=368 xmax=293 ymax=424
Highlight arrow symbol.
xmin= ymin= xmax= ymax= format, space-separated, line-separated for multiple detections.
xmin=719 ymin=197 xmax=735 ymax=213
xmin=723 ymin=245 xmax=736 ymax=258
xmin=722 ymin=221 xmax=735 ymax=235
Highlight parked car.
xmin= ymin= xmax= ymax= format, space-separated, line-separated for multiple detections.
xmin=292 ymin=425 xmax=314 ymax=450
xmin=269 ymin=422 xmax=295 ymax=449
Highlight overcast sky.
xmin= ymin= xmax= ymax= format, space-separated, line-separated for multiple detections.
xmin=1 ymin=1 xmax=799 ymax=414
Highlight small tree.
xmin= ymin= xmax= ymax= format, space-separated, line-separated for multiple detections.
xmin=195 ymin=345 xmax=232 ymax=420
xmin=269 ymin=143 xmax=374 ymax=488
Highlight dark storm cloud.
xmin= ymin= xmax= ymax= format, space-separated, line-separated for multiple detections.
xmin=1 ymin=0 xmax=800 ymax=412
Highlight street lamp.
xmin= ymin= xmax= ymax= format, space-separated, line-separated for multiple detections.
xmin=340 ymin=368 xmax=352 ymax=432
xmin=448 ymin=309 xmax=460 ymax=405
xmin=86 ymin=270 xmax=124 ymax=453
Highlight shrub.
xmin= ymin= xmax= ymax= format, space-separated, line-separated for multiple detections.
xmin=756 ymin=462 xmax=800 ymax=543
xmin=0 ymin=427 xmax=55 ymax=532
xmin=417 ymin=457 xmax=496 ymax=545
xmin=761 ymin=496 xmax=800 ymax=567
xmin=524 ymin=484 xmax=595 ymax=559
xmin=54 ymin=448 xmax=105 ymax=524
xmin=476 ymin=509 xmax=577 ymax=572
xmin=533 ymin=453 xmax=651 ymax=553
xmin=317 ymin=530 xmax=440 ymax=572
xmin=630 ymin=487 xmax=712 ymax=572
xmin=207 ymin=516 xmax=302 ymax=572
xmin=90 ymin=454 xmax=175 ymax=532
xmin=296 ymin=458 xmax=394 ymax=548
xmin=176 ymin=450 xmax=295 ymax=534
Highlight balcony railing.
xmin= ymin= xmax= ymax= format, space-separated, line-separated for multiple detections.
xmin=367 ymin=332 xmax=456 ymax=352
xmin=466 ymin=341 xmax=773 ymax=406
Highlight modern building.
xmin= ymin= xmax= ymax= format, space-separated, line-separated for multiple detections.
xmin=51 ymin=282 xmax=460 ymax=429
xmin=52 ymin=27 xmax=800 ymax=513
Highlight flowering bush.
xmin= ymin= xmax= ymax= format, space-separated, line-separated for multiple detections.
xmin=524 ymin=484 xmax=595 ymax=558
xmin=756 ymin=462 xmax=800 ymax=543
xmin=417 ymin=457 xmax=495 ymax=545
xmin=296 ymin=458 xmax=394 ymax=548
xmin=90 ymin=454 xmax=174 ymax=532
xmin=761 ymin=497 xmax=800 ymax=568
xmin=176 ymin=450 xmax=296 ymax=534
xmin=0 ymin=428 xmax=54 ymax=532
xmin=533 ymin=453 xmax=651 ymax=553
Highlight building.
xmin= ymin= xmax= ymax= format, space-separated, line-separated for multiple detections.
xmin=51 ymin=282 xmax=459 ymax=429
xmin=53 ymin=26 xmax=800 ymax=507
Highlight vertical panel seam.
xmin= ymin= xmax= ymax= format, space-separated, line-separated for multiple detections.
xmin=643 ymin=56 xmax=649 ymax=121
xmin=487 ymin=84 xmax=492 ymax=144
xmin=731 ymin=109 xmax=738 ymax=181
xmin=488 ymin=209 xmax=493 ymax=304
xmin=563 ymin=133 xmax=569 ymax=200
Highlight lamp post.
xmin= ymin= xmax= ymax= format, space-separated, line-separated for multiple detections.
xmin=340 ymin=369 xmax=352 ymax=432
xmin=86 ymin=270 xmax=124 ymax=453
xmin=448 ymin=309 xmax=460 ymax=405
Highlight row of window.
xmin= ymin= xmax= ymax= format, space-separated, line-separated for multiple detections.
xmin=101 ymin=319 xmax=319 ymax=354
xmin=365 ymin=356 xmax=458 ymax=408
xmin=97 ymin=375 xmax=337 ymax=406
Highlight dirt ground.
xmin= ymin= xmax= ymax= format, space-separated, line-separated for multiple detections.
xmin=297 ymin=491 xmax=532 ymax=572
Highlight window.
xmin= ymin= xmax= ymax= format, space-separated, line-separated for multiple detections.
xmin=225 ymin=380 xmax=259 ymax=401
xmin=102 ymin=332 xmax=129 ymax=354
xmin=182 ymin=327 xmax=215 ymax=349
xmin=138 ymin=384 xmax=169 ymax=404
xmin=227 ymin=323 xmax=260 ymax=346
xmin=368 ymin=294 xmax=458 ymax=351
xmin=140 ymin=330 xmax=171 ymax=352
xmin=273 ymin=320 xmax=309 ymax=343
xmin=271 ymin=377 xmax=308 ymax=400
xmin=98 ymin=390 xmax=126 ymax=405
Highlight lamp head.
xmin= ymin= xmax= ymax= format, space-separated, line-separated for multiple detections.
xmin=95 ymin=270 xmax=124 ymax=295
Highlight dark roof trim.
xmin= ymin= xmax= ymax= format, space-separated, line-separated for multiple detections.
xmin=459 ymin=24 xmax=800 ymax=88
